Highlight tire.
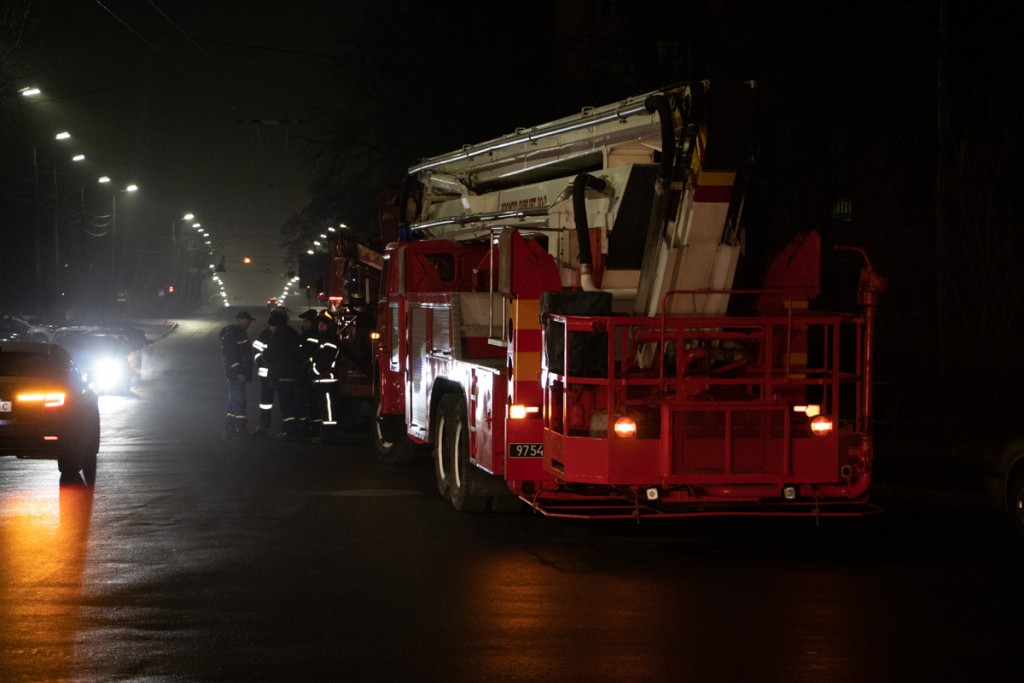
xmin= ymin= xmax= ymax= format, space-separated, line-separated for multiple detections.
xmin=370 ymin=396 xmax=417 ymax=465
xmin=58 ymin=412 xmax=100 ymax=485
xmin=1009 ymin=468 xmax=1024 ymax=538
xmin=81 ymin=423 xmax=100 ymax=486
xmin=445 ymin=393 xmax=488 ymax=512
xmin=434 ymin=395 xmax=456 ymax=499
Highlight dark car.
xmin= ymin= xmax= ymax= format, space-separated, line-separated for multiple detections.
xmin=51 ymin=327 xmax=134 ymax=395
xmin=0 ymin=316 xmax=51 ymax=343
xmin=0 ymin=342 xmax=100 ymax=482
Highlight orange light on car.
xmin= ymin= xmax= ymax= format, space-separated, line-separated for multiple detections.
xmin=810 ymin=415 xmax=833 ymax=437
xmin=17 ymin=392 xmax=66 ymax=408
xmin=509 ymin=404 xmax=539 ymax=420
xmin=613 ymin=417 xmax=637 ymax=438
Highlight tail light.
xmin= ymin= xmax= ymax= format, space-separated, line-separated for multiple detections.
xmin=810 ymin=415 xmax=833 ymax=437
xmin=613 ymin=416 xmax=637 ymax=438
xmin=509 ymin=404 xmax=540 ymax=419
xmin=17 ymin=392 xmax=67 ymax=408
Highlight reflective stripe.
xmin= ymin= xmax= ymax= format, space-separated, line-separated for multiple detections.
xmin=315 ymin=378 xmax=338 ymax=383
xmin=258 ymin=367 xmax=269 ymax=377
xmin=259 ymin=403 xmax=273 ymax=410
xmin=323 ymin=393 xmax=333 ymax=422
xmin=252 ymin=340 xmax=267 ymax=351
xmin=322 ymin=342 xmax=338 ymax=350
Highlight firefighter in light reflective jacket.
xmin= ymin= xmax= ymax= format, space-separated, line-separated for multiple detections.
xmin=251 ymin=326 xmax=274 ymax=435
xmin=297 ymin=309 xmax=321 ymax=437
xmin=312 ymin=310 xmax=341 ymax=443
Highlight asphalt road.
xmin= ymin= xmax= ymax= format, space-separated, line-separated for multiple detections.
xmin=2 ymin=311 xmax=1023 ymax=682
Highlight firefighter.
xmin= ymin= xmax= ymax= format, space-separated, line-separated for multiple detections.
xmin=251 ymin=306 xmax=289 ymax=436
xmin=311 ymin=310 xmax=342 ymax=444
xmin=219 ymin=310 xmax=254 ymax=439
xmin=297 ymin=308 xmax=321 ymax=437
xmin=262 ymin=309 xmax=304 ymax=439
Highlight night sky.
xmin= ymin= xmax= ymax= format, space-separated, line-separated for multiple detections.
xmin=6 ymin=0 xmax=344 ymax=270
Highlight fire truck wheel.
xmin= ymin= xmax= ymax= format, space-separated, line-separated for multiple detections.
xmin=444 ymin=394 xmax=488 ymax=512
xmin=1009 ymin=468 xmax=1024 ymax=537
xmin=433 ymin=395 xmax=456 ymax=499
xmin=370 ymin=397 xmax=417 ymax=465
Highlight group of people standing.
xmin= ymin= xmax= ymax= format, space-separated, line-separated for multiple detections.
xmin=219 ymin=306 xmax=345 ymax=443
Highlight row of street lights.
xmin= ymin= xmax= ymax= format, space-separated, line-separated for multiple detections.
xmin=20 ymin=84 xmax=224 ymax=316
xmin=22 ymin=86 xmax=143 ymax=315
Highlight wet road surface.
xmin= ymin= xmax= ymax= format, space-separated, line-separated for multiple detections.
xmin=2 ymin=312 xmax=1023 ymax=681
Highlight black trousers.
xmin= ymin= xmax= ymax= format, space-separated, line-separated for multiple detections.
xmin=272 ymin=377 xmax=299 ymax=434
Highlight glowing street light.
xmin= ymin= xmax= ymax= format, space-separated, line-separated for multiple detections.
xmin=20 ymin=86 xmax=42 ymax=97
xmin=72 ymin=154 xmax=85 ymax=162
xmin=98 ymin=176 xmax=111 ymax=183
xmin=55 ymin=131 xmax=71 ymax=140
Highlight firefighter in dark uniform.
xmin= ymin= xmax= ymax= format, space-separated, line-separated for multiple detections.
xmin=251 ymin=307 xmax=289 ymax=436
xmin=312 ymin=310 xmax=342 ymax=443
xmin=219 ymin=310 xmax=254 ymax=439
xmin=297 ymin=309 xmax=320 ymax=437
xmin=263 ymin=309 xmax=304 ymax=439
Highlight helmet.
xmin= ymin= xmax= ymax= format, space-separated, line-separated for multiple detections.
xmin=298 ymin=309 xmax=318 ymax=323
xmin=270 ymin=305 xmax=290 ymax=320
xmin=316 ymin=310 xmax=336 ymax=326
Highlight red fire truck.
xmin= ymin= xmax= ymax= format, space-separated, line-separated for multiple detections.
xmin=316 ymin=234 xmax=383 ymax=399
xmin=371 ymin=82 xmax=886 ymax=518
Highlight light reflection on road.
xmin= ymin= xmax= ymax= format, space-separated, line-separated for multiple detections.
xmin=0 ymin=482 xmax=94 ymax=680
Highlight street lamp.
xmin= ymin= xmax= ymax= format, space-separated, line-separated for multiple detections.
xmin=33 ymin=130 xmax=74 ymax=312
xmin=104 ymin=179 xmax=138 ymax=311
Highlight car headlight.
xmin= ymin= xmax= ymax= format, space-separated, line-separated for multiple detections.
xmin=89 ymin=358 xmax=126 ymax=390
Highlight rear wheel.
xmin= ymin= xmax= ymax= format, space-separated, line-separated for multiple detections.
xmin=434 ymin=395 xmax=456 ymax=499
xmin=370 ymin=396 xmax=417 ymax=464
xmin=445 ymin=394 xmax=488 ymax=512
xmin=58 ymin=417 xmax=98 ymax=483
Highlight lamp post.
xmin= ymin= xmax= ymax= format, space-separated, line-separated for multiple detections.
xmin=100 ymin=177 xmax=138 ymax=311
xmin=32 ymin=130 xmax=73 ymax=311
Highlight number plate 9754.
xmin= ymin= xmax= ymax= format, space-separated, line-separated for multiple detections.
xmin=509 ymin=443 xmax=543 ymax=458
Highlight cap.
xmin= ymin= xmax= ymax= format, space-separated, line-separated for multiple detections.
xmin=298 ymin=309 xmax=318 ymax=322
xmin=268 ymin=311 xmax=288 ymax=328
xmin=236 ymin=311 xmax=253 ymax=321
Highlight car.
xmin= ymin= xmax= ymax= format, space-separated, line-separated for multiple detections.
xmin=0 ymin=315 xmax=51 ymax=343
xmin=50 ymin=327 xmax=134 ymax=395
xmin=90 ymin=324 xmax=150 ymax=385
xmin=0 ymin=341 xmax=100 ymax=482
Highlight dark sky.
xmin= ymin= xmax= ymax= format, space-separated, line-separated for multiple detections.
xmin=17 ymin=0 xmax=349 ymax=271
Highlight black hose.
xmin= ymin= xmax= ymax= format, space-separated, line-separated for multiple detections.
xmin=572 ymin=173 xmax=607 ymax=267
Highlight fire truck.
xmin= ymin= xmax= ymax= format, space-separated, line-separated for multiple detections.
xmin=316 ymin=234 xmax=383 ymax=400
xmin=371 ymin=82 xmax=886 ymax=518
